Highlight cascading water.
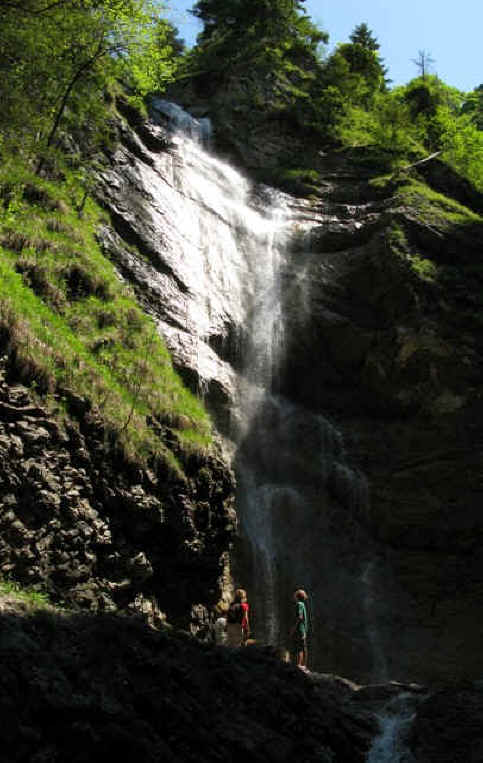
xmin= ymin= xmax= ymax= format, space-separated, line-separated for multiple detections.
xmin=366 ymin=692 xmax=422 ymax=762
xmin=139 ymin=100 xmax=379 ymax=673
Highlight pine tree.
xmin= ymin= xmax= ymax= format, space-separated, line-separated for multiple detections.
xmin=331 ymin=23 xmax=389 ymax=100
xmin=192 ymin=0 xmax=312 ymax=43
xmin=349 ymin=23 xmax=380 ymax=51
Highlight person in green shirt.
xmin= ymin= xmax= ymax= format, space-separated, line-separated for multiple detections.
xmin=291 ymin=588 xmax=309 ymax=671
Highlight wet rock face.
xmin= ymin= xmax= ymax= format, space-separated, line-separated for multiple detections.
xmin=278 ymin=162 xmax=483 ymax=683
xmin=96 ymin=105 xmax=247 ymax=433
xmin=0 ymin=355 xmax=235 ymax=629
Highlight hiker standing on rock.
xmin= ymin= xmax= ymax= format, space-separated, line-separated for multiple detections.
xmin=226 ymin=588 xmax=250 ymax=647
xmin=291 ymin=589 xmax=309 ymax=672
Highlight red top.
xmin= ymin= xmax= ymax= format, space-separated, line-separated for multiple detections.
xmin=241 ymin=602 xmax=249 ymax=630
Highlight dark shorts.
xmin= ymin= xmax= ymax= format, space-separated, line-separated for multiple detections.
xmin=292 ymin=633 xmax=306 ymax=651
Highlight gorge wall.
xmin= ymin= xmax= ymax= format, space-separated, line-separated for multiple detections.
xmin=93 ymin=96 xmax=483 ymax=684
xmin=0 ymin=333 xmax=235 ymax=634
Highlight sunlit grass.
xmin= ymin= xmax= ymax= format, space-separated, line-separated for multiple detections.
xmin=395 ymin=179 xmax=482 ymax=226
xmin=0 ymin=158 xmax=212 ymax=473
xmin=0 ymin=578 xmax=51 ymax=609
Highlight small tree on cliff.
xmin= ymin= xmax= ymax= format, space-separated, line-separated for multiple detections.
xmin=411 ymin=50 xmax=436 ymax=80
xmin=461 ymin=84 xmax=483 ymax=130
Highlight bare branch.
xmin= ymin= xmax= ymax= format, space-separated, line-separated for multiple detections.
xmin=402 ymin=150 xmax=442 ymax=171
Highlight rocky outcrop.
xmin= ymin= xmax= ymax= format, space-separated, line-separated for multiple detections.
xmin=278 ymin=156 xmax=483 ymax=683
xmin=0 ymin=601 xmax=377 ymax=763
xmin=410 ymin=684 xmax=483 ymax=761
xmin=0 ymin=353 xmax=236 ymax=631
xmin=3 ymin=593 xmax=483 ymax=763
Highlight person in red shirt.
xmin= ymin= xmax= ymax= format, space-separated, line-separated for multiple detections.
xmin=226 ymin=588 xmax=250 ymax=646
xmin=239 ymin=589 xmax=250 ymax=645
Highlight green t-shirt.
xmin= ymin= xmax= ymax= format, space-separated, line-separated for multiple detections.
xmin=295 ymin=600 xmax=307 ymax=638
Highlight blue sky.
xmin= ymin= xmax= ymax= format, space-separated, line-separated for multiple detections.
xmin=165 ymin=0 xmax=482 ymax=92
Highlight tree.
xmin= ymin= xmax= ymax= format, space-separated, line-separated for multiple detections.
xmin=318 ymin=24 xmax=387 ymax=113
xmin=192 ymin=0 xmax=315 ymax=44
xmin=349 ymin=23 xmax=380 ymax=51
xmin=349 ymin=22 xmax=390 ymax=87
xmin=185 ymin=0 xmax=327 ymax=122
xmin=189 ymin=0 xmax=326 ymax=78
xmin=432 ymin=104 xmax=483 ymax=190
xmin=461 ymin=84 xmax=483 ymax=131
xmin=411 ymin=50 xmax=435 ymax=80
xmin=0 ymin=1 xmax=183 ymax=164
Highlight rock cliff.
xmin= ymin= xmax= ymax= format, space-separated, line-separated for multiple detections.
xmin=0 ymin=351 xmax=235 ymax=632
xmin=278 ymin=154 xmax=483 ymax=683
xmin=93 ymin=96 xmax=483 ymax=686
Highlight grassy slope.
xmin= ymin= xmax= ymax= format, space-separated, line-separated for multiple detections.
xmin=371 ymin=173 xmax=483 ymax=330
xmin=0 ymin=159 xmax=212 ymax=474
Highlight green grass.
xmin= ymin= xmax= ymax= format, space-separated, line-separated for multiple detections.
xmin=383 ymin=183 xmax=483 ymax=294
xmin=386 ymin=224 xmax=439 ymax=282
xmin=371 ymin=173 xmax=482 ymax=226
xmin=408 ymin=254 xmax=438 ymax=281
xmin=0 ymin=578 xmax=51 ymax=609
xmin=0 ymin=158 xmax=212 ymax=473
xmin=256 ymin=166 xmax=323 ymax=195
xmin=394 ymin=179 xmax=482 ymax=227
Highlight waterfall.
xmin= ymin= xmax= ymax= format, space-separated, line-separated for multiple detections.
xmin=361 ymin=561 xmax=389 ymax=681
xmin=144 ymin=101 xmax=374 ymax=672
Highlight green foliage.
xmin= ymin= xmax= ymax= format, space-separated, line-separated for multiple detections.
xmin=0 ymin=159 xmax=212 ymax=471
xmin=334 ymin=42 xmax=385 ymax=103
xmin=435 ymin=107 xmax=483 ymax=191
xmin=0 ymin=578 xmax=51 ymax=609
xmin=320 ymin=24 xmax=386 ymax=96
xmin=185 ymin=0 xmax=327 ymax=119
xmin=461 ymin=84 xmax=483 ymax=130
xmin=333 ymin=92 xmax=423 ymax=162
xmin=408 ymin=255 xmax=438 ymax=281
xmin=349 ymin=23 xmax=380 ymax=51
xmin=0 ymin=0 xmax=183 ymax=163
xmin=306 ymin=23 xmax=389 ymax=140
xmin=258 ymin=166 xmax=322 ymax=194
xmin=122 ymin=18 xmax=185 ymax=111
xmin=330 ymin=74 xmax=483 ymax=191
xmin=394 ymin=179 xmax=482 ymax=226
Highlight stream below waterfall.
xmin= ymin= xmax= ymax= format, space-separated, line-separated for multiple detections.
xmin=366 ymin=691 xmax=423 ymax=763
xmin=143 ymin=100 xmax=390 ymax=677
